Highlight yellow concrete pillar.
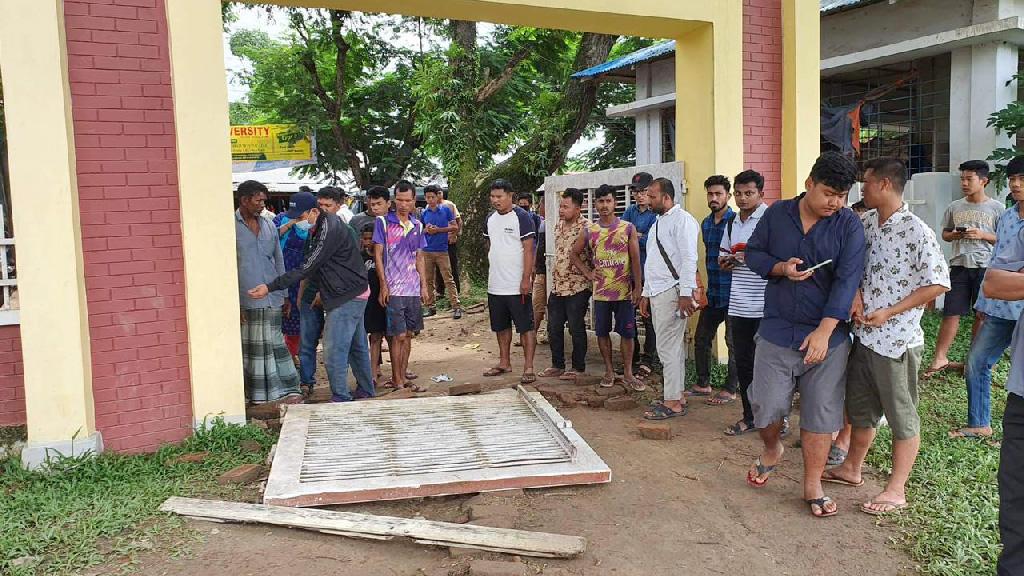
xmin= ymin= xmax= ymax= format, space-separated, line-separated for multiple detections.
xmin=165 ymin=0 xmax=247 ymax=426
xmin=0 ymin=0 xmax=100 ymax=465
xmin=782 ymin=0 xmax=821 ymax=197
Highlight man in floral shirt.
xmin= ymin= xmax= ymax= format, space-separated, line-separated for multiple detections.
xmin=823 ymin=157 xmax=950 ymax=516
xmin=539 ymin=188 xmax=592 ymax=380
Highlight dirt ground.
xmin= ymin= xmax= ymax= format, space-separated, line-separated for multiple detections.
xmin=132 ymin=310 xmax=916 ymax=576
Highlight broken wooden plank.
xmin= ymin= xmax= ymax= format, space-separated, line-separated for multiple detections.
xmin=160 ymin=497 xmax=586 ymax=558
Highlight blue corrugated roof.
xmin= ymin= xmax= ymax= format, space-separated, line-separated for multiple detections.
xmin=571 ymin=40 xmax=675 ymax=79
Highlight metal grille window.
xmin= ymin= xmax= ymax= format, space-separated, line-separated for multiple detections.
xmin=661 ymin=106 xmax=676 ymax=162
xmin=0 ymin=204 xmax=15 ymax=324
xmin=820 ymin=54 xmax=950 ymax=174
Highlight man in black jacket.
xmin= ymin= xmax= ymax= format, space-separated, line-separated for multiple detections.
xmin=249 ymin=208 xmax=374 ymax=402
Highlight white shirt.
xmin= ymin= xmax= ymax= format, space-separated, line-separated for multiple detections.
xmin=720 ymin=202 xmax=768 ymax=318
xmin=338 ymin=203 xmax=354 ymax=224
xmin=853 ymin=204 xmax=950 ymax=359
xmin=484 ymin=206 xmax=536 ymax=295
xmin=642 ymin=204 xmax=699 ymax=298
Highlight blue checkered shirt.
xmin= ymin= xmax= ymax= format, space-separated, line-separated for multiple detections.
xmin=702 ymin=208 xmax=734 ymax=309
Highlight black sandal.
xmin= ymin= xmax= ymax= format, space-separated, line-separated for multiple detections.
xmin=725 ymin=420 xmax=756 ymax=436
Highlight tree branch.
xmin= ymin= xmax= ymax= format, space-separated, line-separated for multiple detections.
xmin=475 ymin=47 xmax=530 ymax=103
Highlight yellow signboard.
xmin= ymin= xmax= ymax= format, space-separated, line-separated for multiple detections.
xmin=230 ymin=124 xmax=313 ymax=162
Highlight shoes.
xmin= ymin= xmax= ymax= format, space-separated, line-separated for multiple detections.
xmin=423 ymin=307 xmax=437 ymax=318
xmin=453 ymin=308 xmax=464 ymax=320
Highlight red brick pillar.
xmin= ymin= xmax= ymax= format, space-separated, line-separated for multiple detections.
xmin=0 ymin=326 xmax=25 ymax=426
xmin=743 ymin=0 xmax=784 ymax=202
xmin=64 ymin=0 xmax=192 ymax=452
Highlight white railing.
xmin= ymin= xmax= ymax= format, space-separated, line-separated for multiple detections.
xmin=0 ymin=204 xmax=17 ymax=325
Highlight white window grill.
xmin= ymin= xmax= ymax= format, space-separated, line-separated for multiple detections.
xmin=0 ymin=203 xmax=17 ymax=325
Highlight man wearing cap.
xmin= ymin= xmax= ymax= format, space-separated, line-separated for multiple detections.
xmin=623 ymin=172 xmax=659 ymax=372
xmin=235 ymin=180 xmax=303 ymax=405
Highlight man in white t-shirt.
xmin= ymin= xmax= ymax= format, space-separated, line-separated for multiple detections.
xmin=720 ymin=170 xmax=770 ymax=437
xmin=482 ymin=179 xmax=538 ymax=384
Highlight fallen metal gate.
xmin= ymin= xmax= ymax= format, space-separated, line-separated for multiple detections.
xmin=264 ymin=387 xmax=612 ymax=506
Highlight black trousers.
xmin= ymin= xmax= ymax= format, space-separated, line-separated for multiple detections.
xmin=729 ymin=315 xmax=760 ymax=425
xmin=694 ymin=305 xmax=738 ymax=393
xmin=436 ymin=242 xmax=462 ymax=296
xmin=631 ymin=310 xmax=657 ymax=364
xmin=1000 ymin=392 xmax=1024 ymax=576
xmin=548 ymin=290 xmax=591 ymax=372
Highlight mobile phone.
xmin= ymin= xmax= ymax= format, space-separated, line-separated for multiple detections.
xmin=955 ymin=226 xmax=968 ymax=233
xmin=803 ymin=259 xmax=833 ymax=273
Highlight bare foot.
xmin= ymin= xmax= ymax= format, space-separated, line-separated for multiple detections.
xmin=861 ymin=490 xmax=907 ymax=515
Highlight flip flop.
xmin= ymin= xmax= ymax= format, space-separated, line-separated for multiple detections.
xmin=706 ymin=393 xmax=735 ymax=406
xmin=807 ymin=496 xmax=839 ymax=518
xmin=559 ymin=370 xmax=580 ymax=381
xmin=406 ymin=371 xmax=419 ymax=380
xmin=725 ymin=421 xmax=756 ymax=436
xmin=483 ymin=366 xmax=512 ymax=377
xmin=821 ymin=469 xmax=865 ymax=487
xmin=860 ymin=499 xmax=907 ymax=516
xmin=644 ymin=403 xmax=687 ymax=420
xmin=623 ymin=376 xmax=647 ymax=392
xmin=520 ymin=372 xmax=537 ymax=384
xmin=948 ymin=428 xmax=993 ymax=439
xmin=539 ymin=367 xmax=564 ymax=378
xmin=746 ymin=457 xmax=777 ymax=488
xmin=923 ymin=362 xmax=964 ymax=379
xmin=827 ymin=445 xmax=848 ymax=467
xmin=403 ymin=383 xmax=428 ymax=393
xmin=636 ymin=364 xmax=653 ymax=378
xmin=684 ymin=388 xmax=712 ymax=397
xmin=599 ymin=375 xmax=617 ymax=388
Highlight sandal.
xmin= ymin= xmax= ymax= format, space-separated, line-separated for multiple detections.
xmin=406 ymin=371 xmax=418 ymax=380
xmin=380 ymin=379 xmax=399 ymax=390
xmin=520 ymin=372 xmax=537 ymax=384
xmin=725 ymin=421 xmax=756 ymax=436
xmin=948 ymin=428 xmax=993 ymax=439
xmin=821 ymin=469 xmax=864 ymax=487
xmin=599 ymin=375 xmax=617 ymax=388
xmin=403 ymin=383 xmax=427 ymax=393
xmin=636 ymin=364 xmax=653 ymax=378
xmin=807 ymin=496 xmax=838 ymax=518
xmin=684 ymin=388 xmax=712 ymax=397
xmin=539 ymin=367 xmax=564 ymax=378
xmin=483 ymin=366 xmax=512 ymax=377
xmin=860 ymin=499 xmax=907 ymax=516
xmin=746 ymin=457 xmax=778 ymax=488
xmin=827 ymin=445 xmax=848 ymax=466
xmin=706 ymin=392 xmax=735 ymax=406
xmin=623 ymin=376 xmax=646 ymax=392
xmin=644 ymin=403 xmax=687 ymax=420
xmin=559 ymin=370 xmax=580 ymax=381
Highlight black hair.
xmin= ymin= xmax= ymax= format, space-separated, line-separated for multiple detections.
xmin=360 ymin=222 xmax=375 ymax=234
xmin=561 ymin=187 xmax=585 ymax=207
xmin=862 ymin=157 xmax=908 ymax=192
xmin=316 ymin=186 xmax=342 ymax=202
xmin=809 ymin=151 xmax=859 ymax=192
xmin=651 ymin=178 xmax=674 ymax=199
xmin=298 ymin=185 xmax=313 ymax=193
xmin=851 ymin=200 xmax=867 ymax=212
xmin=959 ymin=160 xmax=991 ymax=180
xmin=703 ymin=175 xmax=731 ymax=192
xmin=1007 ymin=156 xmax=1024 ymax=177
xmin=394 ymin=180 xmax=416 ymax=197
xmin=594 ymin=184 xmax=616 ymax=200
xmin=236 ymin=180 xmax=268 ymax=202
xmin=734 ymin=169 xmax=765 ymax=192
xmin=423 ymin=184 xmax=442 ymax=196
xmin=490 ymin=179 xmax=514 ymax=194
xmin=514 ymin=191 xmax=533 ymax=205
xmin=367 ymin=185 xmax=390 ymax=202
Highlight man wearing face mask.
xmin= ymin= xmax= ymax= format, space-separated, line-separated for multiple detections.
xmin=274 ymin=191 xmax=319 ymax=366
xmin=248 ymin=184 xmax=374 ymax=403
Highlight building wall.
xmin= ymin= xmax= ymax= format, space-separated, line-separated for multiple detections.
xmin=63 ymin=0 xmax=192 ymax=452
xmin=821 ymin=0 xmax=973 ymax=59
xmin=0 ymin=326 xmax=25 ymax=426
xmin=743 ymin=0 xmax=783 ymax=200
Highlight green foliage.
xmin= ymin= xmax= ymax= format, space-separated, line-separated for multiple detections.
xmin=0 ymin=419 xmax=274 ymax=576
xmin=986 ymin=72 xmax=1024 ymax=189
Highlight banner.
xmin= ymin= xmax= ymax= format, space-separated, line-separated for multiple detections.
xmin=230 ymin=124 xmax=316 ymax=173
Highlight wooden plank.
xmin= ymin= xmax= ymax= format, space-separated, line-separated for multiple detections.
xmin=160 ymin=497 xmax=586 ymax=558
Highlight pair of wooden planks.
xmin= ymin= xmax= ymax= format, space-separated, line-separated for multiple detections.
xmin=160 ymin=497 xmax=586 ymax=558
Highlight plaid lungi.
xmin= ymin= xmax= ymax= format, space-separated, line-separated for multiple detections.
xmin=241 ymin=307 xmax=301 ymax=403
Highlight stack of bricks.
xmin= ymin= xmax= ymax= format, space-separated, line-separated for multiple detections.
xmin=742 ymin=0 xmax=783 ymax=202
xmin=64 ymin=0 xmax=192 ymax=452
xmin=0 ymin=326 xmax=25 ymax=426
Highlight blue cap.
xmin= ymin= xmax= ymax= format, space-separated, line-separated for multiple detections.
xmin=284 ymin=191 xmax=317 ymax=219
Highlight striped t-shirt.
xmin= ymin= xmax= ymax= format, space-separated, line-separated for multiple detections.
xmin=720 ymin=203 xmax=768 ymax=318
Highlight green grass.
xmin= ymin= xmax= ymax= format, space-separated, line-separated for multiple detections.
xmin=0 ymin=419 xmax=275 ymax=575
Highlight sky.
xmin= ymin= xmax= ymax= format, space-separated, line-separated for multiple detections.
xmin=223 ymin=6 xmax=604 ymax=187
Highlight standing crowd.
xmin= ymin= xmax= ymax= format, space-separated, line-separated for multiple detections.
xmin=235 ymin=150 xmax=1024 ymax=575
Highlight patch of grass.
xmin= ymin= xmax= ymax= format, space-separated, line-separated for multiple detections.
xmin=434 ymin=278 xmax=488 ymax=311
xmin=0 ymin=419 xmax=275 ymax=575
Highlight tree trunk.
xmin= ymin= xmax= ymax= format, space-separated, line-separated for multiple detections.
xmin=455 ymin=32 xmax=617 ymax=283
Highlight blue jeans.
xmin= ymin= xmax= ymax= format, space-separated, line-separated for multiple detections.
xmin=966 ymin=315 xmax=1017 ymax=427
xmin=299 ymin=300 xmax=324 ymax=385
xmin=323 ymin=298 xmax=375 ymax=401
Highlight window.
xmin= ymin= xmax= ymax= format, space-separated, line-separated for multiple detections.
xmin=0 ymin=72 xmax=16 ymax=325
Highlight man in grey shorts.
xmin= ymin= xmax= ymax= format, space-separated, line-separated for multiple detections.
xmin=823 ymin=158 xmax=949 ymax=515
xmin=743 ymin=152 xmax=865 ymax=518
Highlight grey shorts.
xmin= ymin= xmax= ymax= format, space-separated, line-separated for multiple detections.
xmin=385 ymin=295 xmax=424 ymax=337
xmin=750 ymin=334 xmax=850 ymax=434
xmin=846 ymin=340 xmax=922 ymax=440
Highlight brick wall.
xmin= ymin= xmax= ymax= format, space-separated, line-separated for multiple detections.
xmin=0 ymin=326 xmax=25 ymax=427
xmin=64 ymin=0 xmax=192 ymax=452
xmin=743 ymin=0 xmax=784 ymax=202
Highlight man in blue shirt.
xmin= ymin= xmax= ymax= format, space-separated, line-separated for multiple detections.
xmin=623 ymin=172 xmax=659 ymax=371
xmin=421 ymin=185 xmax=463 ymax=319
xmin=977 ymin=219 xmax=1024 ymax=576
xmin=952 ymin=155 xmax=1024 ymax=439
xmin=743 ymin=152 xmax=865 ymax=519
xmin=693 ymin=175 xmax=738 ymax=405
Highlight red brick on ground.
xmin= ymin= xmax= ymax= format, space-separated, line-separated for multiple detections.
xmin=448 ymin=382 xmax=481 ymax=396
xmin=168 ymin=451 xmax=208 ymax=465
xmin=637 ymin=421 xmax=672 ymax=440
xmin=604 ymin=396 xmax=638 ymax=411
xmin=217 ymin=464 xmax=266 ymax=485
